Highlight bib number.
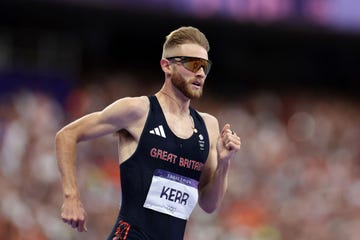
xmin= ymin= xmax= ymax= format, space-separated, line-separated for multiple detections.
xmin=143 ymin=169 xmax=199 ymax=220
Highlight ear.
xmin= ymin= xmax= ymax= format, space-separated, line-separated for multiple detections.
xmin=160 ymin=58 xmax=172 ymax=74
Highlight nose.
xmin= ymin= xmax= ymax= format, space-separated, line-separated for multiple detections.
xmin=196 ymin=66 xmax=207 ymax=76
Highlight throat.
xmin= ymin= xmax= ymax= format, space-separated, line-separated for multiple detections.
xmin=158 ymin=90 xmax=197 ymax=134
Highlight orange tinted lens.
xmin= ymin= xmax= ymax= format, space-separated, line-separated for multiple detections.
xmin=183 ymin=59 xmax=209 ymax=74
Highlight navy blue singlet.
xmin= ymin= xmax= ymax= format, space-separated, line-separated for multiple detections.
xmin=108 ymin=95 xmax=210 ymax=240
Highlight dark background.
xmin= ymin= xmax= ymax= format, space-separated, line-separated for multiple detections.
xmin=1 ymin=0 xmax=360 ymax=98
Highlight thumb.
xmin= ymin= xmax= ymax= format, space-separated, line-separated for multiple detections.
xmin=221 ymin=123 xmax=231 ymax=136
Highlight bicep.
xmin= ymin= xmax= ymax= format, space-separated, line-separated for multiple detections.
xmin=61 ymin=111 xmax=120 ymax=142
xmin=61 ymin=97 xmax=142 ymax=142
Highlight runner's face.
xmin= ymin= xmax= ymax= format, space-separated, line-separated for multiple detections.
xmin=171 ymin=69 xmax=203 ymax=99
xmin=167 ymin=44 xmax=209 ymax=99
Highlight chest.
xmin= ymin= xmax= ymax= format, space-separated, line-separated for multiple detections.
xmin=163 ymin=112 xmax=196 ymax=139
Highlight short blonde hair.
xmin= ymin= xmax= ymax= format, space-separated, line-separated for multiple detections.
xmin=162 ymin=26 xmax=210 ymax=57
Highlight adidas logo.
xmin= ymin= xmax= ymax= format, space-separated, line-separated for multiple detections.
xmin=149 ymin=125 xmax=166 ymax=138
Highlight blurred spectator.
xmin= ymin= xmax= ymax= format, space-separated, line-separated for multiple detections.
xmin=1 ymin=74 xmax=360 ymax=239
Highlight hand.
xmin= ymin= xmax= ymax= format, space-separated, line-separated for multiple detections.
xmin=216 ymin=124 xmax=241 ymax=162
xmin=61 ymin=196 xmax=88 ymax=232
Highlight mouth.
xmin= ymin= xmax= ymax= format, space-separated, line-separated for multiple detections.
xmin=192 ymin=80 xmax=202 ymax=87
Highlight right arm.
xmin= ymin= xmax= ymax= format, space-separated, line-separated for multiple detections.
xmin=55 ymin=96 xmax=148 ymax=232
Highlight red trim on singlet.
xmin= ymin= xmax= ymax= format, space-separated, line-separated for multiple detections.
xmin=113 ymin=220 xmax=131 ymax=240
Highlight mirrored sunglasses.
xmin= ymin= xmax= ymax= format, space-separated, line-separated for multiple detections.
xmin=166 ymin=56 xmax=212 ymax=75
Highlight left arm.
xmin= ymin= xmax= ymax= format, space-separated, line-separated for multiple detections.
xmin=198 ymin=115 xmax=241 ymax=213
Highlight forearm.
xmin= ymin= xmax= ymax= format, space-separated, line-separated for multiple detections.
xmin=198 ymin=160 xmax=230 ymax=213
xmin=55 ymin=130 xmax=81 ymax=199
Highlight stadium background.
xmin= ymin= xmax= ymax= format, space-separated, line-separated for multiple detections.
xmin=1 ymin=0 xmax=360 ymax=239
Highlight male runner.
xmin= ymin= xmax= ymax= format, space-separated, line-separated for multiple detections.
xmin=56 ymin=26 xmax=241 ymax=239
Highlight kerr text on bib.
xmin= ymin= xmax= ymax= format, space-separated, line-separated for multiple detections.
xmin=143 ymin=169 xmax=199 ymax=220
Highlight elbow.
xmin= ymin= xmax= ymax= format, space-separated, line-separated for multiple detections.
xmin=55 ymin=129 xmax=67 ymax=155
xmin=55 ymin=128 xmax=78 ymax=147
xmin=202 ymin=206 xmax=217 ymax=214
xmin=55 ymin=128 xmax=68 ymax=145
xmin=55 ymin=129 xmax=62 ymax=140
xmin=55 ymin=129 xmax=64 ymax=145
xmin=198 ymin=199 xmax=218 ymax=214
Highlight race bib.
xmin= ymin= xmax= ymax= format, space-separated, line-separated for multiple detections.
xmin=143 ymin=169 xmax=199 ymax=220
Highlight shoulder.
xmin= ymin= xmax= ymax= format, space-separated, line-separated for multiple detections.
xmin=111 ymin=95 xmax=149 ymax=107
xmin=197 ymin=111 xmax=220 ymax=135
xmin=101 ymin=96 xmax=150 ymax=125
xmin=106 ymin=96 xmax=149 ymax=115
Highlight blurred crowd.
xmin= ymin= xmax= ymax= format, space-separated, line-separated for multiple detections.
xmin=1 ymin=73 xmax=360 ymax=240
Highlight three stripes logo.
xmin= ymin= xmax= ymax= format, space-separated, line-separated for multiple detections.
xmin=149 ymin=125 xmax=166 ymax=138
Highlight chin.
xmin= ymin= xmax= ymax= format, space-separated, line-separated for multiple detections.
xmin=187 ymin=91 xmax=202 ymax=99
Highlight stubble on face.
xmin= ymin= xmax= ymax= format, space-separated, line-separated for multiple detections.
xmin=171 ymin=70 xmax=203 ymax=99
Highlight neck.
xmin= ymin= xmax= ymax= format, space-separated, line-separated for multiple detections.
xmin=157 ymin=90 xmax=198 ymax=133
xmin=158 ymin=90 xmax=189 ymax=113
